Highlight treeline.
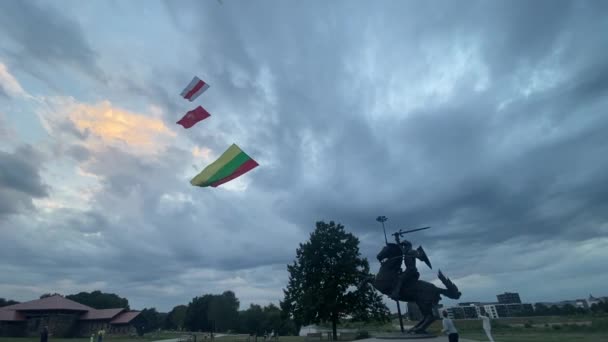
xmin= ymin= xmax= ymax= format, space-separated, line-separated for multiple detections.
xmin=36 ymin=291 xmax=131 ymax=310
xmin=2 ymin=291 xmax=296 ymax=336
xmin=132 ymin=291 xmax=297 ymax=336
xmin=0 ymin=298 xmax=19 ymax=307
xmin=532 ymin=300 xmax=608 ymax=316
xmin=164 ymin=291 xmax=297 ymax=335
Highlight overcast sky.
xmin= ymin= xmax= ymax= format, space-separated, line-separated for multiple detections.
xmin=1 ymin=0 xmax=608 ymax=313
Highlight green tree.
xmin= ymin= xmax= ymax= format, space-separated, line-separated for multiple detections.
xmin=208 ymin=291 xmax=240 ymax=332
xmin=0 ymin=298 xmax=19 ymax=307
xmin=66 ymin=291 xmax=129 ymax=309
xmin=184 ymin=294 xmax=214 ymax=332
xmin=40 ymin=293 xmax=63 ymax=299
xmin=237 ymin=304 xmax=297 ymax=336
xmin=263 ymin=304 xmax=297 ymax=336
xmin=533 ymin=303 xmax=549 ymax=316
xmin=548 ymin=305 xmax=562 ymax=315
xmin=135 ymin=308 xmax=163 ymax=336
xmin=282 ymin=221 xmax=390 ymax=340
xmin=239 ymin=304 xmax=265 ymax=335
xmin=590 ymin=300 xmax=608 ymax=314
xmin=165 ymin=305 xmax=188 ymax=330
xmin=562 ymin=304 xmax=577 ymax=315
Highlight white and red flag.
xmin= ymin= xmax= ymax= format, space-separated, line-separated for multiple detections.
xmin=180 ymin=76 xmax=210 ymax=101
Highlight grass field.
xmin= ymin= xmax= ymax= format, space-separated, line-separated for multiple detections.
xmin=3 ymin=332 xmax=608 ymax=342
xmin=1 ymin=316 xmax=607 ymax=342
xmin=426 ymin=315 xmax=608 ymax=342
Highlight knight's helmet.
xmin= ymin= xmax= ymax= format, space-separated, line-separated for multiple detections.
xmin=400 ymin=239 xmax=413 ymax=252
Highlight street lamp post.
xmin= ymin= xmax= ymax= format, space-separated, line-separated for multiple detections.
xmin=376 ymin=216 xmax=405 ymax=334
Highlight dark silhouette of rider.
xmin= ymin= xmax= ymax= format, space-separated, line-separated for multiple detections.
xmin=390 ymin=239 xmax=421 ymax=300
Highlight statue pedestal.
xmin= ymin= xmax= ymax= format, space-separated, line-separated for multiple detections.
xmin=374 ymin=333 xmax=437 ymax=340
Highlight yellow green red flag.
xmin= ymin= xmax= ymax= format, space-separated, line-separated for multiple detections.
xmin=190 ymin=144 xmax=259 ymax=187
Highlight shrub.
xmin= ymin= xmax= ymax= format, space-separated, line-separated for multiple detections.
xmin=356 ymin=330 xmax=370 ymax=339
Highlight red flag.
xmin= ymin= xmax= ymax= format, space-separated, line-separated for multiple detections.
xmin=177 ymin=106 xmax=211 ymax=129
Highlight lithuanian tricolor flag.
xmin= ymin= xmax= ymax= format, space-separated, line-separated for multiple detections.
xmin=190 ymin=144 xmax=259 ymax=187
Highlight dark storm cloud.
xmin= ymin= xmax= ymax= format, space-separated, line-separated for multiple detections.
xmin=66 ymin=145 xmax=91 ymax=162
xmin=0 ymin=0 xmax=105 ymax=83
xmin=160 ymin=0 xmax=608 ymax=246
xmin=63 ymin=145 xmax=302 ymax=280
xmin=2 ymin=0 xmax=608 ymax=309
xmin=0 ymin=145 xmax=48 ymax=217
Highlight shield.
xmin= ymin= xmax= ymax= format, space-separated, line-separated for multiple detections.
xmin=416 ymin=246 xmax=432 ymax=269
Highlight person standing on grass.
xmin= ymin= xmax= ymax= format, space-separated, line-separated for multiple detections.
xmin=40 ymin=326 xmax=49 ymax=342
xmin=441 ymin=311 xmax=459 ymax=342
xmin=479 ymin=313 xmax=495 ymax=341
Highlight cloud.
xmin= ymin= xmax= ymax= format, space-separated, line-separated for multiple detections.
xmin=0 ymin=62 xmax=27 ymax=98
xmin=0 ymin=111 xmax=16 ymax=141
xmin=0 ymin=0 xmax=105 ymax=84
xmin=1 ymin=0 xmax=608 ymax=312
xmin=37 ymin=97 xmax=176 ymax=155
xmin=0 ymin=145 xmax=48 ymax=218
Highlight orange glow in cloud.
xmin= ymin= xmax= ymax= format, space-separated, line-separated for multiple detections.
xmin=69 ymin=100 xmax=175 ymax=152
xmin=38 ymin=97 xmax=176 ymax=155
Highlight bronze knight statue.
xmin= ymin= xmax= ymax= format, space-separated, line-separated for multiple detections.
xmin=372 ymin=227 xmax=461 ymax=335
xmin=388 ymin=237 xmax=431 ymax=300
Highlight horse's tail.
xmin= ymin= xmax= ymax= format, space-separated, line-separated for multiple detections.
xmin=437 ymin=270 xmax=461 ymax=300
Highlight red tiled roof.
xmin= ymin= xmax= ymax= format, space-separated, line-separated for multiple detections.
xmin=0 ymin=295 xmax=93 ymax=312
xmin=109 ymin=311 xmax=140 ymax=324
xmin=0 ymin=310 xmax=26 ymax=321
xmin=80 ymin=308 xmax=125 ymax=321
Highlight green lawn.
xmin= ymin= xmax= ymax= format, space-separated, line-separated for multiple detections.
xmin=460 ymin=331 xmax=608 ymax=342
xmin=425 ymin=316 xmax=608 ymax=342
xmin=0 ymin=331 xmax=184 ymax=342
xmin=2 ymin=317 xmax=608 ymax=342
xmin=5 ymin=332 xmax=608 ymax=342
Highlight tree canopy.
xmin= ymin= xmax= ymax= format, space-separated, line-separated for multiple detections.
xmin=184 ymin=291 xmax=240 ymax=332
xmin=165 ymin=305 xmax=188 ymax=330
xmin=0 ymin=298 xmax=19 ymax=307
xmin=282 ymin=220 xmax=390 ymax=340
xmin=66 ymin=290 xmax=130 ymax=309
xmin=40 ymin=293 xmax=63 ymax=299
xmin=134 ymin=308 xmax=164 ymax=336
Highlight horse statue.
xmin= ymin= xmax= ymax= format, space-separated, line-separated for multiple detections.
xmin=372 ymin=242 xmax=461 ymax=334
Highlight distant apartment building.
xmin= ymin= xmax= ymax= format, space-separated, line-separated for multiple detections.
xmin=497 ymin=292 xmax=522 ymax=304
xmin=536 ymin=297 xmax=602 ymax=310
xmin=445 ymin=299 xmax=534 ymax=319
xmin=445 ymin=307 xmax=463 ymax=320
xmin=436 ymin=292 xmax=604 ymax=321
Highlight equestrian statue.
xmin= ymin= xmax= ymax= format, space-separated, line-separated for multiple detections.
xmin=372 ymin=224 xmax=462 ymax=335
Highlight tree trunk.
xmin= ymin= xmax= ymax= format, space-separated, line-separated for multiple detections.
xmin=331 ymin=316 xmax=337 ymax=341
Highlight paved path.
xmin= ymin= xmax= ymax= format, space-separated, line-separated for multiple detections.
xmin=363 ymin=337 xmax=478 ymax=342
xmin=150 ymin=339 xmax=179 ymax=342
xmin=151 ymin=336 xmax=479 ymax=342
